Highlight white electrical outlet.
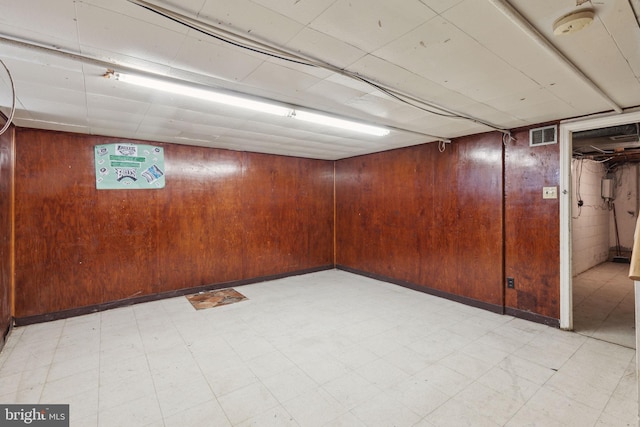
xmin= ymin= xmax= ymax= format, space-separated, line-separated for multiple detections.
xmin=543 ymin=186 xmax=558 ymax=199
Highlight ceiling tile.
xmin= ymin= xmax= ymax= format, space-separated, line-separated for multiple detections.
xmin=442 ymin=0 xmax=563 ymax=87
xmin=241 ymin=61 xmax=322 ymax=101
xmin=551 ymin=11 xmax=640 ymax=108
xmin=0 ymin=0 xmax=79 ymax=46
xmin=197 ymin=0 xmax=304 ymax=46
xmin=3 ymin=59 xmax=85 ymax=97
xmin=284 ymin=27 xmax=366 ymax=69
xmin=14 ymin=117 xmax=89 ymax=134
xmin=305 ymin=79 xmax=369 ymax=107
xmin=416 ymin=0 xmax=465 ymax=14
xmin=86 ymin=93 xmax=150 ymax=116
xmin=149 ymin=105 xmax=242 ymax=132
xmin=17 ymin=82 xmax=87 ymax=112
xmin=76 ymin=2 xmax=187 ymax=65
xmin=371 ymin=14 xmax=540 ymax=104
xmin=250 ymin=0 xmax=337 ymax=25
xmin=171 ymin=36 xmax=264 ymax=82
xmin=345 ymin=55 xmax=501 ymax=129
xmin=0 ymin=45 xmax=83 ymax=73
xmin=310 ymin=0 xmax=437 ymax=52
xmin=88 ymin=117 xmax=141 ymax=133
xmin=599 ymin=0 xmax=640 ymax=79
xmin=81 ymin=0 xmax=199 ymax=33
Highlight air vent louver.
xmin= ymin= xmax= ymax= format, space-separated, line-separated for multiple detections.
xmin=530 ymin=125 xmax=557 ymax=147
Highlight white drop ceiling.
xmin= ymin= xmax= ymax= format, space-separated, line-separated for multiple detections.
xmin=0 ymin=0 xmax=639 ymax=160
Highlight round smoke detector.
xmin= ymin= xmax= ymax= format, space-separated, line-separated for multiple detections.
xmin=553 ymin=10 xmax=595 ymax=35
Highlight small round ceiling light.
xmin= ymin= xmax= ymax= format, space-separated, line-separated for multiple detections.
xmin=553 ymin=10 xmax=595 ymax=35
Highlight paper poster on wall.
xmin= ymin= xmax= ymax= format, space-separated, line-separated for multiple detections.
xmin=95 ymin=143 xmax=165 ymax=189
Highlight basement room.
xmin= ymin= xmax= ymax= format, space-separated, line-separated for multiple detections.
xmin=0 ymin=0 xmax=639 ymax=426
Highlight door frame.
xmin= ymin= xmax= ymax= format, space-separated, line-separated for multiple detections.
xmin=559 ymin=108 xmax=640 ymax=329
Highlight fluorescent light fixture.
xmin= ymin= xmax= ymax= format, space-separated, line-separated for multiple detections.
xmin=292 ymin=110 xmax=390 ymax=137
xmin=115 ymin=73 xmax=291 ymax=117
xmin=110 ymin=72 xmax=390 ymax=137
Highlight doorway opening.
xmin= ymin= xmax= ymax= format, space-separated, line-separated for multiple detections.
xmin=560 ymin=110 xmax=640 ymax=349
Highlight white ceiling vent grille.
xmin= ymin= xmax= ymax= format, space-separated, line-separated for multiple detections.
xmin=530 ymin=125 xmax=557 ymax=147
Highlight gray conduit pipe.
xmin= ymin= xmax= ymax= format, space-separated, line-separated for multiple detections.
xmin=487 ymin=0 xmax=623 ymax=114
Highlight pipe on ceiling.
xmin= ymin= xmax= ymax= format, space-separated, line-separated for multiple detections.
xmin=487 ymin=0 xmax=623 ymax=114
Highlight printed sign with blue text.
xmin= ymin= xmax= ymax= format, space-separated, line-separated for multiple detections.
xmin=95 ymin=143 xmax=165 ymax=189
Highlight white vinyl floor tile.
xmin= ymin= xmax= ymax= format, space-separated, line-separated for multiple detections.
xmin=573 ymin=262 xmax=635 ymax=348
xmin=0 ymin=269 xmax=637 ymax=426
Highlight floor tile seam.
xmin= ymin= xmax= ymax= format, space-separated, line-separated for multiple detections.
xmin=263 ymin=323 xmax=387 ymax=382
xmin=453 ymin=387 xmax=526 ymax=426
xmin=594 ymin=409 xmax=638 ymax=427
xmin=180 ymin=324 xmax=243 ymax=426
xmin=476 ymin=369 xmax=543 ymax=406
xmin=218 ymin=381 xmax=282 ymax=426
xmin=531 ymin=357 xmax=624 ymax=419
xmin=549 ymin=365 xmax=631 ymax=394
xmin=31 ymin=319 xmax=66 ymax=404
xmin=499 ymin=376 xmax=586 ymax=427
xmin=153 ymin=382 xmax=219 ymax=421
xmin=595 ymin=364 xmax=639 ymax=422
xmin=125 ymin=304 xmax=169 ymax=427
xmin=542 ymin=377 xmax=620 ymax=413
xmin=0 ymin=339 xmax=17 ymax=372
xmin=409 ymin=381 xmax=459 ymax=418
xmin=319 ymin=374 xmax=385 ymax=410
xmin=477 ymin=334 xmax=532 ymax=356
xmin=345 ymin=388 xmax=425 ymax=427
xmin=427 ymin=391 xmax=504 ymax=427
xmin=597 ymin=297 xmax=634 ymax=329
xmin=253 ymin=404 xmax=298 ymax=427
xmin=447 ymin=345 xmax=508 ymax=375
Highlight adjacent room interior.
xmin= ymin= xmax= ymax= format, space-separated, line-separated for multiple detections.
xmin=0 ymin=0 xmax=640 ymax=425
xmin=570 ymin=123 xmax=639 ymax=348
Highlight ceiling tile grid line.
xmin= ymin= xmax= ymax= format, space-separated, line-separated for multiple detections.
xmin=114 ymin=0 xmax=516 ymax=137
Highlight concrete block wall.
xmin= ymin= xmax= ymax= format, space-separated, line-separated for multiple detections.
xmin=571 ymin=159 xmax=610 ymax=275
xmin=609 ymin=163 xmax=638 ymax=252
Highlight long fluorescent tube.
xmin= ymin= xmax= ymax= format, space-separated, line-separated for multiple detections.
xmin=292 ymin=111 xmax=390 ymax=137
xmin=115 ymin=73 xmax=291 ymax=117
xmin=111 ymin=72 xmax=390 ymax=136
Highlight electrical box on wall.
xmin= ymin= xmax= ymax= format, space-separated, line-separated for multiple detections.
xmin=543 ymin=186 xmax=558 ymax=199
xmin=601 ymin=178 xmax=614 ymax=200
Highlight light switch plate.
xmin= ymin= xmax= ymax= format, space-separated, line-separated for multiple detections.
xmin=543 ymin=186 xmax=557 ymax=199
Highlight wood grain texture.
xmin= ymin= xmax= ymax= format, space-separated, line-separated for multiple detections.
xmin=14 ymin=129 xmax=334 ymax=318
xmin=504 ymin=126 xmax=560 ymax=319
xmin=241 ymin=153 xmax=334 ymax=278
xmin=0 ymin=124 xmax=14 ymax=345
xmin=336 ymin=133 xmax=504 ymax=306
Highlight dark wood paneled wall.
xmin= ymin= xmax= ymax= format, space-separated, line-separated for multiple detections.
xmin=504 ymin=127 xmax=560 ymax=320
xmin=336 ymin=133 xmax=504 ymax=307
xmin=14 ymin=129 xmax=334 ymax=318
xmin=0 ymin=124 xmax=14 ymax=347
xmin=12 ymin=125 xmax=561 ymax=322
xmin=336 ymin=127 xmax=561 ymax=322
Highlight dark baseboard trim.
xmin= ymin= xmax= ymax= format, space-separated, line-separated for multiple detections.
xmin=14 ymin=265 xmax=334 ymax=326
xmin=336 ymin=265 xmax=504 ymax=315
xmin=0 ymin=320 xmax=11 ymax=353
xmin=504 ymin=307 xmax=560 ymax=328
xmin=337 ymin=265 xmax=560 ymax=327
